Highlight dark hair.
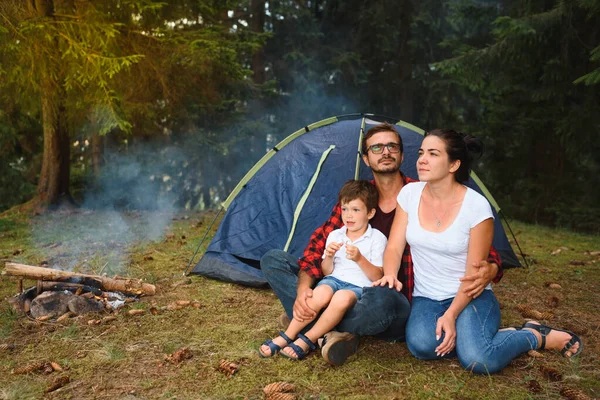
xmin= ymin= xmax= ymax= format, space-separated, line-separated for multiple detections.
xmin=361 ymin=122 xmax=403 ymax=155
xmin=338 ymin=180 xmax=379 ymax=211
xmin=424 ymin=129 xmax=484 ymax=183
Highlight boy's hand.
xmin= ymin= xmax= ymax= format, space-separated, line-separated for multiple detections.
xmin=324 ymin=241 xmax=343 ymax=258
xmin=345 ymin=244 xmax=362 ymax=262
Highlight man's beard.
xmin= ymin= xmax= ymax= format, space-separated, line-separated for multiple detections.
xmin=371 ymin=156 xmax=401 ymax=174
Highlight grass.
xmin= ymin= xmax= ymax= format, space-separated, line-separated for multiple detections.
xmin=0 ymin=211 xmax=599 ymax=399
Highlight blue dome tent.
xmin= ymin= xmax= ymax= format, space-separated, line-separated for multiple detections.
xmin=187 ymin=114 xmax=523 ymax=287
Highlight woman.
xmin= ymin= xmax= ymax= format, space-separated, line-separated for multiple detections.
xmin=373 ymin=129 xmax=582 ymax=374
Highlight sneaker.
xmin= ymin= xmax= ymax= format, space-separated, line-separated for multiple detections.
xmin=321 ymin=331 xmax=359 ymax=366
xmin=278 ymin=312 xmax=291 ymax=330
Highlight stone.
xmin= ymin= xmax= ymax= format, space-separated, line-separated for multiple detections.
xmin=30 ymin=291 xmax=73 ymax=319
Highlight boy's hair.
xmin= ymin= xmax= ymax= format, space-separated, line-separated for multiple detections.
xmin=338 ymin=180 xmax=379 ymax=211
xmin=361 ymin=122 xmax=403 ymax=155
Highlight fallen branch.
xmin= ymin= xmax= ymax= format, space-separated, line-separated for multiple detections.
xmin=3 ymin=263 xmax=155 ymax=296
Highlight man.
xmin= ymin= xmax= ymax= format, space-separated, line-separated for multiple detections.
xmin=260 ymin=122 xmax=502 ymax=365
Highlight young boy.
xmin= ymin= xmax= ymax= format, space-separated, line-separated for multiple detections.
xmin=259 ymin=180 xmax=387 ymax=362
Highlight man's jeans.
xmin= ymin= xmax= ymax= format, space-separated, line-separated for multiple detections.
xmin=260 ymin=249 xmax=410 ymax=341
xmin=406 ymin=290 xmax=538 ymax=374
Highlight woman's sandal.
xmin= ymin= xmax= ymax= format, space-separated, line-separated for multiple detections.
xmin=280 ymin=333 xmax=317 ymax=361
xmin=259 ymin=331 xmax=293 ymax=358
xmin=522 ymin=322 xmax=583 ymax=357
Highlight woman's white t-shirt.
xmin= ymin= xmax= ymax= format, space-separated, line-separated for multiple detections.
xmin=398 ymin=182 xmax=494 ymax=301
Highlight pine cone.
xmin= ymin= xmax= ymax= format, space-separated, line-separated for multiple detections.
xmin=216 ymin=359 xmax=239 ymax=377
xmin=527 ymin=379 xmax=542 ymax=394
xmin=516 ymin=304 xmax=543 ymax=319
xmin=527 ymin=350 xmax=544 ymax=358
xmin=12 ymin=362 xmax=45 ymax=375
xmin=265 ymin=393 xmax=297 ymax=400
xmin=539 ymin=311 xmax=554 ymax=320
xmin=263 ymin=382 xmax=296 ymax=395
xmin=45 ymin=375 xmax=70 ymax=393
xmin=539 ymin=365 xmax=562 ymax=382
xmin=0 ymin=343 xmax=15 ymax=351
xmin=560 ymin=386 xmax=592 ymax=400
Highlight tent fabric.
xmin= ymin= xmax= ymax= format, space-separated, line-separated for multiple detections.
xmin=191 ymin=114 xmax=522 ymax=287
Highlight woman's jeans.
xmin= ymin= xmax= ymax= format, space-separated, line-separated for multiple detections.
xmin=406 ymin=290 xmax=538 ymax=374
xmin=261 ymin=249 xmax=410 ymax=341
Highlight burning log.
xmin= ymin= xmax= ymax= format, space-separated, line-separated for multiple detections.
xmin=3 ymin=263 xmax=155 ymax=296
xmin=38 ymin=281 xmax=103 ymax=296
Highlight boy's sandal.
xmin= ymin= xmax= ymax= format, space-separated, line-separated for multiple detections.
xmin=280 ymin=333 xmax=317 ymax=361
xmin=522 ymin=322 xmax=583 ymax=357
xmin=259 ymin=331 xmax=293 ymax=358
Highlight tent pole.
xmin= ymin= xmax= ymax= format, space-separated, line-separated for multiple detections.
xmin=500 ymin=210 xmax=529 ymax=268
xmin=183 ymin=207 xmax=224 ymax=276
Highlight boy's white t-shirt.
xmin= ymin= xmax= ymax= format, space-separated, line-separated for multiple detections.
xmin=398 ymin=182 xmax=494 ymax=301
xmin=322 ymin=224 xmax=387 ymax=288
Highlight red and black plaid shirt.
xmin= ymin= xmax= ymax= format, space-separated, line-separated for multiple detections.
xmin=297 ymin=174 xmax=503 ymax=302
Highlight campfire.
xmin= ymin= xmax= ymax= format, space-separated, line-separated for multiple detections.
xmin=3 ymin=262 xmax=156 ymax=319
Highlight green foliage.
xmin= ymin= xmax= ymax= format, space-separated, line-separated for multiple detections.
xmin=430 ymin=0 xmax=600 ymax=232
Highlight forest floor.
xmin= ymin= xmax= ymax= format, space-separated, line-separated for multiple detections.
xmin=0 ymin=210 xmax=599 ymax=399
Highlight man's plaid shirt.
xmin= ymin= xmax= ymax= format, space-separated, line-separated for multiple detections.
xmin=297 ymin=175 xmax=503 ymax=303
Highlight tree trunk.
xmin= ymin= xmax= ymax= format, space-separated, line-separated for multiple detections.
xmin=396 ymin=0 xmax=415 ymax=122
xmin=32 ymin=0 xmax=73 ymax=210
xmin=250 ymin=0 xmax=266 ymax=85
xmin=91 ymin=134 xmax=104 ymax=177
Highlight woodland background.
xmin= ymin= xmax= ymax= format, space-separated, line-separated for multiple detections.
xmin=0 ymin=0 xmax=599 ymax=232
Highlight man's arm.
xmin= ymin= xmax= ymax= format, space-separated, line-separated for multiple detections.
xmin=459 ymin=245 xmax=503 ymax=298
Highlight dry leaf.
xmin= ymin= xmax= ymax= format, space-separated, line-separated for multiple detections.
xmin=36 ymin=315 xmax=51 ymax=322
xmin=164 ymin=347 xmax=193 ymax=364
xmin=50 ymin=362 xmax=63 ymax=372
xmin=57 ymin=312 xmax=72 ymax=322
xmin=128 ymin=309 xmax=145 ymax=316
xmin=87 ymin=319 xmax=101 ymax=326
xmin=42 ymin=362 xmax=54 ymax=374
xmin=102 ymin=316 xmax=117 ymax=323
xmin=167 ymin=304 xmax=183 ymax=311
xmin=539 ymin=365 xmax=562 ymax=381
xmin=547 ymin=296 xmax=559 ymax=308
xmin=149 ymin=306 xmax=160 ymax=315
xmin=191 ymin=301 xmax=203 ymax=308
xmin=45 ymin=375 xmax=70 ymax=393
xmin=176 ymin=300 xmax=191 ymax=306
xmin=263 ymin=382 xmax=296 ymax=395
xmin=216 ymin=359 xmax=239 ymax=377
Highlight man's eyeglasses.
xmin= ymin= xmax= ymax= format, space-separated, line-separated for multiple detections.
xmin=367 ymin=143 xmax=401 ymax=154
